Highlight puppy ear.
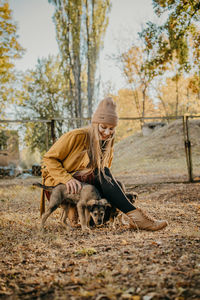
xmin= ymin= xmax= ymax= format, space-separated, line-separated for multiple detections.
xmin=126 ymin=192 xmax=138 ymax=203
xmin=132 ymin=192 xmax=138 ymax=200
xmin=87 ymin=199 xmax=96 ymax=206
xmin=100 ymin=199 xmax=111 ymax=207
xmin=87 ymin=199 xmax=96 ymax=211
xmin=126 ymin=193 xmax=134 ymax=202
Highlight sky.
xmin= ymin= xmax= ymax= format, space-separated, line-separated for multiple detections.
xmin=9 ymin=0 xmax=156 ymax=94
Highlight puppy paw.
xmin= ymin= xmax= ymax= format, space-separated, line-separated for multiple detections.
xmin=81 ymin=226 xmax=92 ymax=234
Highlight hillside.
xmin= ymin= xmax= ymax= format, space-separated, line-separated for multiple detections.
xmin=112 ymin=119 xmax=200 ymax=184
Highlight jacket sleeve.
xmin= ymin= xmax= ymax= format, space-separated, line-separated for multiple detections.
xmin=42 ymin=131 xmax=87 ymax=184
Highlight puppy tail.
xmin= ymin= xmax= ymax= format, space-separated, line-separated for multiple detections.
xmin=40 ymin=189 xmax=45 ymax=216
xmin=33 ymin=182 xmax=54 ymax=191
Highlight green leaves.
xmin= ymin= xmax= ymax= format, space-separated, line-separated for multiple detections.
xmin=140 ymin=0 xmax=200 ymax=75
xmin=18 ymin=55 xmax=69 ymax=154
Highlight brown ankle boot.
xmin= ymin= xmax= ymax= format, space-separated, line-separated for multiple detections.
xmin=126 ymin=208 xmax=168 ymax=231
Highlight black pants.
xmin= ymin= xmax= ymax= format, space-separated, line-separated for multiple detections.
xmin=93 ymin=167 xmax=136 ymax=214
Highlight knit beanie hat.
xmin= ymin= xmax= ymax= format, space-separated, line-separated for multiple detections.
xmin=91 ymin=97 xmax=118 ymax=126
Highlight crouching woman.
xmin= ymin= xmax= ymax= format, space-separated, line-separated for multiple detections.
xmin=41 ymin=97 xmax=168 ymax=231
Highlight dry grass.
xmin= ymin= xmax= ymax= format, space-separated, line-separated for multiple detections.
xmin=0 ymin=179 xmax=200 ymax=299
xmin=1 ymin=119 xmax=200 ymax=299
xmin=112 ymin=119 xmax=200 ymax=183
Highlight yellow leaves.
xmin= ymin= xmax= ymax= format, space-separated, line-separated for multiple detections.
xmin=1 ymin=178 xmax=200 ymax=298
xmin=0 ymin=1 xmax=24 ymax=91
xmin=196 ymin=204 xmax=200 ymax=215
xmin=120 ymin=295 xmax=140 ymax=300
xmin=112 ymin=88 xmax=156 ymax=141
xmin=145 ymin=36 xmax=152 ymax=49
xmin=0 ymin=2 xmax=25 ymax=114
xmin=121 ymin=239 xmax=128 ymax=245
xmin=0 ymin=2 xmax=11 ymax=21
xmin=75 ymin=247 xmax=97 ymax=256
xmin=158 ymin=74 xmax=200 ymax=116
xmin=132 ymin=296 xmax=141 ymax=300
xmin=77 ymin=288 xmax=95 ymax=297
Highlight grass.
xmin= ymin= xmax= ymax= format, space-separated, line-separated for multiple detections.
xmin=0 ymin=179 xmax=200 ymax=299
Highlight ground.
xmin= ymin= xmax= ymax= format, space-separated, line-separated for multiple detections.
xmin=0 ymin=177 xmax=200 ymax=300
xmin=111 ymin=119 xmax=200 ymax=183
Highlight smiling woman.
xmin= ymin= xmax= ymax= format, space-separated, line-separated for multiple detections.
xmin=98 ymin=124 xmax=115 ymax=140
xmin=40 ymin=97 xmax=168 ymax=231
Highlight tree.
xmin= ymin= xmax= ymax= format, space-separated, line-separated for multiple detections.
xmin=49 ymin=0 xmax=82 ymax=126
xmin=156 ymin=75 xmax=200 ymax=116
xmin=112 ymin=89 xmax=156 ymax=141
xmin=85 ymin=0 xmax=111 ymax=118
xmin=0 ymin=0 xmax=24 ymax=115
xmin=120 ymin=45 xmax=156 ymax=122
xmin=48 ymin=0 xmax=111 ymax=125
xmin=139 ymin=0 xmax=200 ymax=114
xmin=188 ymin=24 xmax=200 ymax=99
xmin=140 ymin=0 xmax=200 ymax=71
xmin=19 ymin=55 xmax=69 ymax=155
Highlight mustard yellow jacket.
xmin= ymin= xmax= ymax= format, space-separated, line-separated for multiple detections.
xmin=41 ymin=127 xmax=114 ymax=186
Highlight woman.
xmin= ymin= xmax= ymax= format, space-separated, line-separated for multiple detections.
xmin=41 ymin=97 xmax=168 ymax=231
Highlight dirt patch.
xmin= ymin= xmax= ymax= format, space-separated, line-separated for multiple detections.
xmin=0 ymin=178 xmax=200 ymax=299
xmin=112 ymin=119 xmax=200 ymax=183
xmin=0 ymin=176 xmax=41 ymax=187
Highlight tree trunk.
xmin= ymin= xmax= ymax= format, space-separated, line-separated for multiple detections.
xmin=86 ymin=0 xmax=96 ymax=119
xmin=158 ymin=96 xmax=169 ymax=120
xmin=142 ymin=86 xmax=146 ymax=119
xmin=86 ymin=0 xmax=92 ymax=118
xmin=50 ymin=0 xmax=111 ymax=125
xmin=131 ymin=87 xmax=143 ymax=129
xmin=175 ymin=74 xmax=179 ymax=117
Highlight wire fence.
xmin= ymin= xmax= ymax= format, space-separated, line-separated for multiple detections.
xmin=0 ymin=115 xmax=200 ymax=184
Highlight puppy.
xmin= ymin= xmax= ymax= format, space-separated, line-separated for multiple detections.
xmin=85 ymin=198 xmax=110 ymax=227
xmin=86 ymin=181 xmax=138 ymax=229
xmin=33 ymin=182 xmax=110 ymax=232
xmin=65 ymin=180 xmax=138 ymax=229
xmin=61 ymin=199 xmax=110 ymax=228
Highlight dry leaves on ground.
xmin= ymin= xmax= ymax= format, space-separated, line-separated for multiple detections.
xmin=0 ymin=179 xmax=200 ymax=299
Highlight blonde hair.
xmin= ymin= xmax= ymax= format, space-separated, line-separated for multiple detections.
xmin=86 ymin=123 xmax=114 ymax=179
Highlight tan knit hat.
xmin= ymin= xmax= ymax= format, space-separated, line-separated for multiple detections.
xmin=91 ymin=97 xmax=118 ymax=126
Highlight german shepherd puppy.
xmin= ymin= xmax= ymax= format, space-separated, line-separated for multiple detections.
xmin=33 ymin=183 xmax=111 ymax=232
xmin=64 ymin=180 xmax=138 ymax=229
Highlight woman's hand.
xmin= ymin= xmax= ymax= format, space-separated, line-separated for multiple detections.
xmin=65 ymin=178 xmax=82 ymax=194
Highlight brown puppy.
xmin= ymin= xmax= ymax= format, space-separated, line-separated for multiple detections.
xmin=85 ymin=198 xmax=110 ymax=227
xmin=64 ymin=180 xmax=138 ymax=229
xmin=61 ymin=199 xmax=110 ymax=228
xmin=33 ymin=183 xmax=110 ymax=232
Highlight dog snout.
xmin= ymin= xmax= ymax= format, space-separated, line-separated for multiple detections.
xmin=97 ymin=218 xmax=103 ymax=225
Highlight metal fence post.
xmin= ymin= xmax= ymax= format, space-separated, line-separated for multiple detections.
xmin=46 ymin=122 xmax=50 ymax=150
xmin=50 ymin=119 xmax=56 ymax=144
xmin=183 ymin=116 xmax=193 ymax=182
